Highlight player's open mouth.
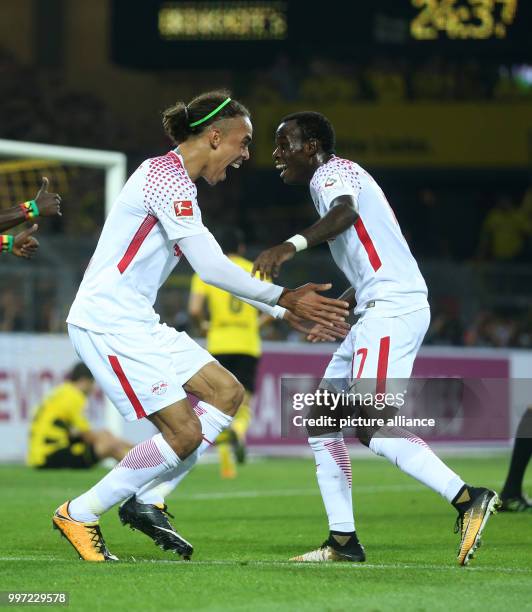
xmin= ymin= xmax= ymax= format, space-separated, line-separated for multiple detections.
xmin=230 ymin=160 xmax=242 ymax=169
xmin=275 ymin=163 xmax=287 ymax=177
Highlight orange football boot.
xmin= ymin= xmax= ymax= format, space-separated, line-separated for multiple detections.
xmin=52 ymin=501 xmax=118 ymax=562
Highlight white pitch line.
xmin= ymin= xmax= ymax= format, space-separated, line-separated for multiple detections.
xmin=179 ymin=481 xmax=505 ymax=501
xmin=182 ymin=484 xmax=424 ymax=500
xmin=0 ymin=556 xmax=530 ymax=574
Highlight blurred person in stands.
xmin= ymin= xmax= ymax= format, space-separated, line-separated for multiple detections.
xmin=365 ymin=58 xmax=407 ymax=103
xmin=301 ymin=58 xmax=360 ymax=105
xmin=410 ymin=57 xmax=455 ymax=100
xmin=0 ymin=177 xmax=62 ymax=259
xmin=189 ymin=226 xmax=267 ymax=479
xmin=28 ymin=362 xmax=132 ymax=469
xmin=477 ymin=195 xmax=529 ymax=262
xmin=425 ymin=297 xmax=464 ymax=345
xmin=0 ymin=288 xmax=24 ymax=331
xmin=464 ymin=309 xmax=517 ymax=348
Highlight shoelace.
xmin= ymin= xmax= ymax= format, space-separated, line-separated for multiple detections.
xmin=87 ymin=525 xmax=107 ymax=554
xmin=161 ymin=505 xmax=175 ymax=520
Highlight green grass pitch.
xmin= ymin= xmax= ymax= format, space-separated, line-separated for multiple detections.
xmin=1 ymin=455 xmax=531 ymax=611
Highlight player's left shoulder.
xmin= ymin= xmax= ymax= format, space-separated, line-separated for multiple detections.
xmin=315 ymin=156 xmax=364 ymax=193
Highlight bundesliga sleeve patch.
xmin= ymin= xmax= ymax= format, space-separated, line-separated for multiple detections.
xmin=324 ymin=172 xmax=344 ymax=188
xmin=174 ymin=200 xmax=194 ymax=217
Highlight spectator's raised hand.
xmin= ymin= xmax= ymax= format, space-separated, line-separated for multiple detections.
xmin=35 ymin=177 xmax=62 ymax=217
xmin=12 ymin=224 xmax=39 ymax=259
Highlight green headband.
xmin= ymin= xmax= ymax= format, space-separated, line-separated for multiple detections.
xmin=189 ymin=97 xmax=232 ymax=127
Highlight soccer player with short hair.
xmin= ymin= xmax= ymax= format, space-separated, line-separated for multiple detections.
xmin=28 ymin=362 xmax=132 ymax=469
xmin=253 ymin=111 xmax=499 ymax=566
xmin=52 ymin=91 xmax=349 ymax=562
xmin=0 ymin=177 xmax=62 ymax=258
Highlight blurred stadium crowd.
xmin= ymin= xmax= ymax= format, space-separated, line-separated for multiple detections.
xmin=1 ymin=47 xmax=531 ymax=346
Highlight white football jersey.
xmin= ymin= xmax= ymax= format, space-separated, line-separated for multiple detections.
xmin=67 ymin=150 xmax=208 ymax=333
xmin=309 ymin=156 xmax=428 ymax=318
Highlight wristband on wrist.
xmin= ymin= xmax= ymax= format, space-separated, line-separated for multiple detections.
xmin=271 ymin=305 xmax=287 ymax=320
xmin=1 ymin=235 xmax=14 ymax=253
xmin=285 ymin=234 xmax=308 ymax=252
xmin=20 ymin=199 xmax=39 ymax=220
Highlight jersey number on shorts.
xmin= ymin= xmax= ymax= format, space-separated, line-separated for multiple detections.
xmin=352 ymin=336 xmax=391 ymax=394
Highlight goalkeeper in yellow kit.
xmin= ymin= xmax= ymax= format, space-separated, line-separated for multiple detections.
xmin=188 ymin=227 xmax=269 ymax=478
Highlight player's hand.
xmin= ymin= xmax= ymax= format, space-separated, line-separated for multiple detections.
xmin=12 ymin=224 xmax=39 ymax=259
xmin=283 ymin=311 xmax=350 ymax=342
xmin=305 ymin=320 xmax=350 ymax=343
xmin=278 ymin=283 xmax=350 ymax=328
xmin=252 ymin=243 xmax=296 ymax=280
xmin=35 ymin=177 xmax=62 ymax=217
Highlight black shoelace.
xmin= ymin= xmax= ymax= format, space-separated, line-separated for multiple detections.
xmin=87 ymin=525 xmax=106 ymax=554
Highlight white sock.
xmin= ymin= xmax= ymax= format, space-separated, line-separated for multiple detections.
xmin=136 ymin=401 xmax=233 ymax=505
xmin=309 ymin=433 xmax=355 ymax=533
xmin=68 ymin=433 xmax=180 ymax=522
xmin=369 ymin=427 xmax=465 ymax=502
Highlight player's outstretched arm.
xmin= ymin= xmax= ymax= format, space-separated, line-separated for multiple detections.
xmin=252 ymin=195 xmax=358 ymax=280
xmin=0 ymin=177 xmax=62 ymax=233
xmin=179 ymin=233 xmax=349 ymax=328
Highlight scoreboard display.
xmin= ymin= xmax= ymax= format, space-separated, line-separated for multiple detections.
xmin=111 ymin=0 xmax=532 ymax=69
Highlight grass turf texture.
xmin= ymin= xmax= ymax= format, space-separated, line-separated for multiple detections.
xmin=0 ymin=456 xmax=530 ymax=612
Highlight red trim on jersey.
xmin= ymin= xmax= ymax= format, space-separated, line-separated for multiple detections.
xmin=354 ymin=218 xmax=382 ymax=272
xmin=376 ymin=336 xmax=390 ymax=395
xmin=108 ymin=355 xmax=147 ymax=419
xmin=117 ymin=214 xmax=158 ymax=274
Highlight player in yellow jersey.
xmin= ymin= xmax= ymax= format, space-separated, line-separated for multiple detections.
xmin=28 ymin=362 xmax=132 ymax=469
xmin=189 ymin=227 xmax=267 ymax=478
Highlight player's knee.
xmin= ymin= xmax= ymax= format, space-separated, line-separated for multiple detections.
xmin=164 ymin=418 xmax=203 ymax=458
xmin=96 ymin=430 xmax=114 ymax=445
xmin=215 ymin=379 xmax=245 ymax=417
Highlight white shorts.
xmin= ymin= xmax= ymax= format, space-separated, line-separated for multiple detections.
xmin=68 ymin=323 xmax=215 ymax=422
xmin=322 ymin=307 xmax=430 ymax=397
